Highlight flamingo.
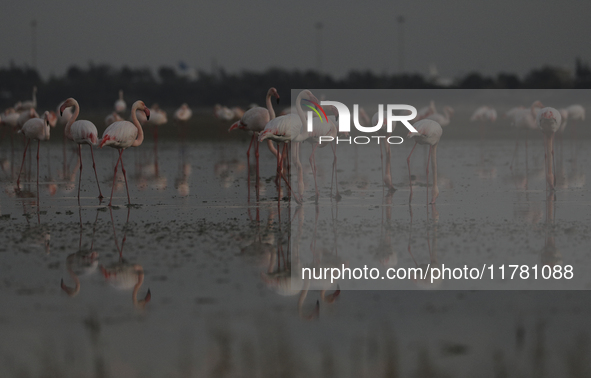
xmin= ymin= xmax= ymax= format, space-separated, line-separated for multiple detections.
xmin=213 ymin=104 xmax=236 ymax=120
xmin=101 ymin=207 xmax=151 ymax=309
xmin=17 ymin=86 xmax=37 ymax=111
xmin=16 ymin=111 xmax=51 ymax=194
xmin=99 ymin=100 xmax=150 ymax=206
xmin=299 ymin=106 xmax=339 ymax=202
xmin=105 ymin=111 xmax=123 ymax=127
xmin=470 ymin=106 xmax=497 ymax=122
xmin=426 ymin=106 xmax=454 ymax=127
xmin=414 ymin=101 xmax=436 ymax=121
xmin=536 ymin=106 xmax=562 ymax=191
xmin=228 ymin=87 xmax=280 ymax=188
xmin=259 ymin=90 xmax=322 ymax=203
xmin=173 ymin=103 xmax=192 ymax=122
xmin=17 ymin=108 xmax=39 ymax=129
xmin=60 ymin=98 xmax=104 ymax=202
xmin=114 ymin=90 xmax=126 ymax=113
xmin=566 ymin=104 xmax=585 ymax=122
xmin=407 ymin=119 xmax=443 ymax=204
xmin=372 ymin=109 xmax=397 ymax=192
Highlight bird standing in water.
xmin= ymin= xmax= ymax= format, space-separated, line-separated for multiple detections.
xmin=60 ymin=98 xmax=103 ymax=202
xmin=407 ymin=119 xmax=443 ymax=204
xmin=99 ymin=100 xmax=150 ymax=206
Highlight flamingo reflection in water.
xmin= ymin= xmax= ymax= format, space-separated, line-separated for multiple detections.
xmin=100 ymin=207 xmax=151 ymax=309
xmin=407 ymin=203 xmax=442 ymax=289
xmin=540 ymin=193 xmax=562 ymax=267
xmin=61 ymin=208 xmax=100 ymax=297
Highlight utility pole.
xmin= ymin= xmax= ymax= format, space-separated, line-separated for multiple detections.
xmin=31 ymin=19 xmax=38 ymax=70
xmin=397 ymin=16 xmax=405 ymax=73
xmin=315 ymin=22 xmax=323 ymax=74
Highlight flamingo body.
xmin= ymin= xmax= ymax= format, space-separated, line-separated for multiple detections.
xmin=566 ymin=104 xmax=585 ymax=121
xmin=408 ymin=119 xmax=443 ymax=145
xmin=100 ymin=121 xmax=140 ymax=149
xmin=173 ymin=104 xmax=192 ymax=122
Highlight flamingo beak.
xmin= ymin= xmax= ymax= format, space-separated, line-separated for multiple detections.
xmin=144 ymin=108 xmax=150 ymax=120
xmin=276 ymin=97 xmax=280 ymax=105
xmin=228 ymin=121 xmax=240 ymax=132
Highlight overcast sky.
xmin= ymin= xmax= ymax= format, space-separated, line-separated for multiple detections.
xmin=2 ymin=0 xmax=590 ymax=80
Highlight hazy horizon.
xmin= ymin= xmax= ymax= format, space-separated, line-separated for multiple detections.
xmin=2 ymin=0 xmax=590 ymax=80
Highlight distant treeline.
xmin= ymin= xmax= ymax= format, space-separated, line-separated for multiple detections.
xmin=1 ymin=58 xmax=591 ymax=111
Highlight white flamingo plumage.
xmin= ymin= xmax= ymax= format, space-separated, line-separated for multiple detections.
xmin=99 ymin=100 xmax=150 ymax=206
xmin=536 ymin=106 xmax=562 ymax=191
xmin=114 ymin=90 xmax=126 ymax=113
xmin=259 ymin=90 xmax=322 ymax=203
xmin=229 ymin=87 xmax=281 ymax=186
xmin=566 ymin=104 xmax=585 ymax=121
xmin=173 ymin=103 xmax=192 ymax=122
xmin=17 ymin=111 xmax=51 ymax=194
xmin=60 ymin=98 xmax=104 ymax=202
xmin=407 ymin=119 xmax=443 ymax=204
xmin=17 ymin=108 xmax=39 ymax=129
xmin=105 ymin=111 xmax=123 ymax=127
xmin=17 ymin=86 xmax=37 ymax=111
xmin=470 ymin=106 xmax=497 ymax=122
xmin=426 ymin=106 xmax=454 ymax=127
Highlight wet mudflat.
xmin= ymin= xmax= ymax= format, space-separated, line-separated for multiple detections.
xmin=1 ymin=127 xmax=591 ymax=377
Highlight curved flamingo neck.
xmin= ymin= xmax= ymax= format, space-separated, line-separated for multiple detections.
xmin=266 ymin=89 xmax=276 ymax=120
xmin=295 ymin=91 xmax=309 ymax=138
xmin=64 ymin=100 xmax=80 ymax=140
xmin=130 ymin=104 xmax=144 ymax=147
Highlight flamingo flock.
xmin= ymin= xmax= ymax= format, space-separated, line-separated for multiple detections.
xmin=1 ymin=85 xmax=586 ymax=210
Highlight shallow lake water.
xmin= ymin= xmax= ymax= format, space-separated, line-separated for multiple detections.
xmin=1 ymin=116 xmax=591 ymax=377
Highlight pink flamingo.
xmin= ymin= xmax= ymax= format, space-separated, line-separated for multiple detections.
xmin=99 ymin=100 xmax=150 ymax=206
xmin=427 ymin=106 xmax=454 ymax=127
xmin=407 ymin=119 xmax=443 ymax=204
xmin=536 ymin=107 xmax=562 ymax=191
xmin=16 ymin=111 xmax=51 ymax=195
xmin=114 ymin=90 xmax=126 ymax=113
xmin=173 ymin=103 xmax=192 ymax=122
xmin=60 ymin=98 xmax=104 ymax=202
xmin=259 ymin=90 xmax=322 ymax=204
xmin=228 ymin=87 xmax=280 ymax=188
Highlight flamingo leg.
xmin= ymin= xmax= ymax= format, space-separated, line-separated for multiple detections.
xmin=384 ymin=141 xmax=394 ymax=191
xmin=77 ymin=144 xmax=83 ymax=204
xmin=255 ymin=138 xmax=260 ymax=192
xmin=36 ymin=140 xmax=40 ymax=201
xmin=407 ymin=142 xmax=417 ymax=203
xmin=426 ymin=145 xmax=432 ymax=204
xmin=330 ymin=141 xmax=341 ymax=201
xmin=119 ymin=150 xmax=131 ymax=205
xmin=309 ymin=143 xmax=319 ymax=202
xmin=89 ymin=145 xmax=103 ymax=199
xmin=108 ymin=151 xmax=122 ymax=207
xmin=279 ymin=143 xmax=301 ymax=204
xmin=17 ymin=138 xmax=31 ymax=188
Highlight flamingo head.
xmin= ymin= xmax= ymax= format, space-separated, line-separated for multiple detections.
xmin=228 ymin=120 xmax=245 ymax=132
xmin=301 ymin=90 xmax=320 ymax=105
xmin=258 ymin=129 xmax=273 ymax=142
xmin=269 ymin=87 xmax=280 ymax=104
xmin=47 ymin=110 xmax=58 ymax=127
xmin=59 ymin=98 xmax=77 ymax=116
xmin=135 ymin=101 xmax=150 ymax=120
